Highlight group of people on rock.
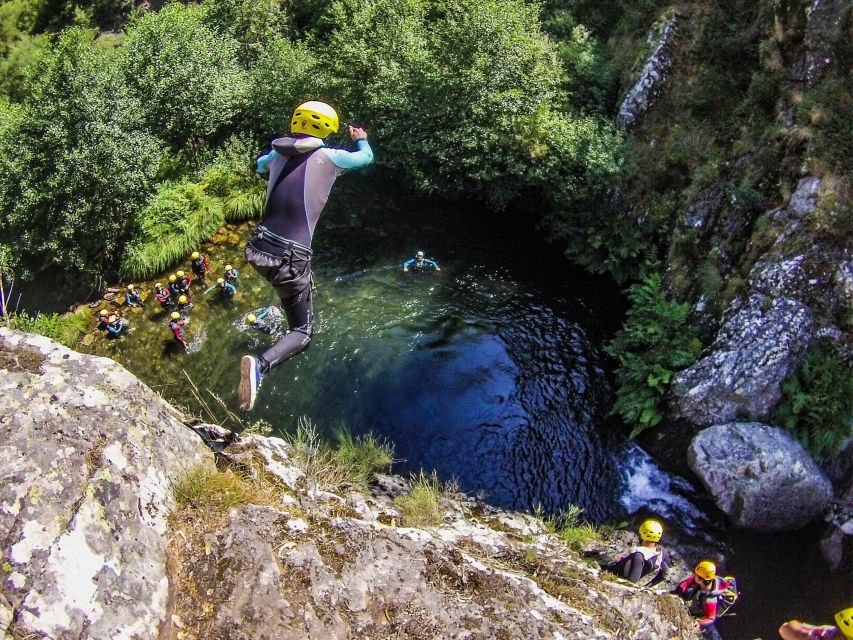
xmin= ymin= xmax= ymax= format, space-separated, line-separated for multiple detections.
xmin=97 ymin=251 xmax=240 ymax=349
xmin=607 ymin=519 xmax=851 ymax=640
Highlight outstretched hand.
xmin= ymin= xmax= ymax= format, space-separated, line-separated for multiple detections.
xmin=348 ymin=125 xmax=367 ymax=141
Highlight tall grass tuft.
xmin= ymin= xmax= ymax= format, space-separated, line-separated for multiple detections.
xmin=545 ymin=504 xmax=602 ymax=549
xmin=283 ymin=417 xmax=356 ymax=492
xmin=172 ymin=463 xmax=256 ymax=513
xmin=121 ymin=180 xmax=224 ymax=280
xmin=201 ymin=164 xmax=266 ymax=222
xmin=395 ymin=470 xmax=448 ymax=527
xmin=6 ymin=306 xmax=91 ymax=347
xmin=333 ymin=428 xmax=394 ymax=485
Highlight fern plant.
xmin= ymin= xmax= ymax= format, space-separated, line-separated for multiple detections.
xmin=605 ymin=273 xmax=703 ymax=437
xmin=774 ymin=340 xmax=852 ymax=459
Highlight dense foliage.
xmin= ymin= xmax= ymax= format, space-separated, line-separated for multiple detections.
xmin=0 ymin=0 xmax=622 ymax=283
xmin=605 ymin=273 xmax=702 ymax=436
xmin=773 ymin=340 xmax=853 ymax=459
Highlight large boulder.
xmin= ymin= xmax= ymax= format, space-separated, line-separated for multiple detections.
xmin=687 ymin=423 xmax=833 ymax=531
xmin=671 ymin=294 xmax=818 ymax=426
xmin=0 ymin=329 xmax=211 ymax=640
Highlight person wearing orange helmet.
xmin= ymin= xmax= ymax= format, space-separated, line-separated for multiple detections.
xmin=779 ymin=608 xmax=853 ymax=639
xmin=239 ymin=100 xmax=374 ymax=411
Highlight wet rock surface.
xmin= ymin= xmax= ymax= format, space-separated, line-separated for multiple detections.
xmin=0 ymin=328 xmax=211 ymax=640
xmin=0 ymin=330 xmax=696 ymax=639
xmin=688 ymin=423 xmax=833 ymax=531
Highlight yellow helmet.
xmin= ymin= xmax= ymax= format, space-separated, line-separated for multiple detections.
xmin=191 ymin=251 xmax=200 ymax=260
xmin=127 ymin=284 xmax=135 ymax=290
xmin=225 ymin=265 xmax=233 ymax=271
xmin=170 ymin=312 xmax=180 ymax=320
xmin=694 ymin=561 xmax=716 ymax=581
xmin=155 ymin=282 xmax=162 ymax=288
xmin=639 ymin=520 xmax=663 ymax=542
xmin=217 ymin=278 xmax=225 ymax=285
xmin=107 ymin=315 xmax=117 ymax=323
xmin=169 ymin=274 xmax=177 ymax=282
xmin=246 ymin=313 xmax=257 ymax=324
xmin=291 ymin=100 xmax=339 ymax=138
xmin=99 ymin=309 xmax=108 ymax=317
xmin=177 ymin=270 xmax=185 ymax=278
xmin=178 ymin=295 xmax=188 ymax=304
xmin=836 ymin=608 xmax=853 ymax=640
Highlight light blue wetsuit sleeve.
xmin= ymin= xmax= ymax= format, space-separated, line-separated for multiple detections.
xmin=324 ymin=139 xmax=374 ymax=171
xmin=257 ymin=307 xmax=270 ymax=321
xmin=403 ymin=258 xmax=416 ymax=269
xmin=204 ymin=284 xmax=218 ymax=294
xmin=424 ymin=259 xmax=439 ymax=269
xmin=225 ymin=283 xmax=237 ymax=295
xmin=256 ymin=150 xmax=279 ymax=174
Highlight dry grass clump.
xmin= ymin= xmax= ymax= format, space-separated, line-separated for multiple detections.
xmin=395 ymin=470 xmax=452 ymax=527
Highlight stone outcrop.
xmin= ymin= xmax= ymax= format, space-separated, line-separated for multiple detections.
xmin=671 ymin=294 xmax=818 ymax=426
xmin=0 ymin=329 xmax=695 ymax=640
xmin=688 ymin=423 xmax=833 ymax=531
xmin=0 ymin=328 xmax=211 ymax=640
xmin=617 ymin=12 xmax=680 ymax=131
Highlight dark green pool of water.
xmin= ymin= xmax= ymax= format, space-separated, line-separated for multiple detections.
xmin=85 ymin=183 xmax=628 ymax=518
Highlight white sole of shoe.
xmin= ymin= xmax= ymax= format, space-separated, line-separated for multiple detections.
xmin=238 ymin=355 xmax=256 ymax=411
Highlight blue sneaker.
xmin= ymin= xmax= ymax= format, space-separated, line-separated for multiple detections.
xmin=238 ymin=355 xmax=264 ymax=411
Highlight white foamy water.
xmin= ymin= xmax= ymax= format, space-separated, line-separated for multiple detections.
xmin=618 ymin=442 xmax=712 ymax=539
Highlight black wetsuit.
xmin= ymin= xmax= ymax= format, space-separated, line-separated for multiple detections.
xmin=244 ymin=134 xmax=373 ymax=371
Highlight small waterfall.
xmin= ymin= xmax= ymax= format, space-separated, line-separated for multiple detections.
xmin=618 ymin=441 xmax=713 ymax=540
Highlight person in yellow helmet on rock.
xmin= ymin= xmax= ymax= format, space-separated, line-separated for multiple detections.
xmin=239 ymin=100 xmax=373 ymax=411
xmin=673 ymin=561 xmax=737 ymax=640
xmin=606 ymin=519 xmax=671 ymax=586
xmin=779 ymin=608 xmax=853 ymax=639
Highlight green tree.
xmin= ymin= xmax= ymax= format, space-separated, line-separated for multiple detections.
xmin=0 ymin=28 xmax=163 ymax=280
xmin=202 ymin=0 xmax=289 ymax=64
xmin=119 ymin=3 xmax=246 ymax=149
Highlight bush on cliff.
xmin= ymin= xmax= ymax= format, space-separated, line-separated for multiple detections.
xmin=774 ymin=339 xmax=853 ymax=459
xmin=605 ymin=273 xmax=702 ymax=436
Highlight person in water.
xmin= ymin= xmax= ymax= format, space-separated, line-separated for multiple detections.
xmin=154 ymin=282 xmax=172 ymax=309
xmin=106 ymin=314 xmax=128 ymax=337
xmin=238 ymin=100 xmax=374 ymax=411
xmin=167 ymin=274 xmax=181 ymax=299
xmin=606 ymin=519 xmax=670 ymax=586
xmin=672 ymin=561 xmax=735 ymax=640
xmin=98 ymin=308 xmax=111 ymax=329
xmin=191 ymin=251 xmax=210 ymax=283
xmin=176 ymin=270 xmax=192 ymax=294
xmin=205 ymin=277 xmax=236 ymax=298
xmin=168 ymin=311 xmax=189 ymax=350
xmin=403 ymin=250 xmax=441 ymax=272
xmin=244 ymin=306 xmax=282 ymax=334
xmin=176 ymin=294 xmax=193 ymax=314
xmin=125 ymin=284 xmax=143 ymax=307
xmin=223 ymin=264 xmax=238 ymax=286
xmin=779 ymin=609 xmax=853 ymax=639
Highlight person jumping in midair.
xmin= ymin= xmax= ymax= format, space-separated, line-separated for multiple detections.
xmin=238 ymin=100 xmax=373 ymax=410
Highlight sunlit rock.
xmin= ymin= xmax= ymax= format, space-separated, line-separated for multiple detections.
xmin=688 ymin=422 xmax=833 ymax=531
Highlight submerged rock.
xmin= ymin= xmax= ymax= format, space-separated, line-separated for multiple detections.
xmin=688 ymin=423 xmax=833 ymax=531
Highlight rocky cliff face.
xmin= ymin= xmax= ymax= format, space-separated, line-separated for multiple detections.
xmin=0 ymin=329 xmax=695 ymax=640
xmin=622 ymin=0 xmax=851 ymax=548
